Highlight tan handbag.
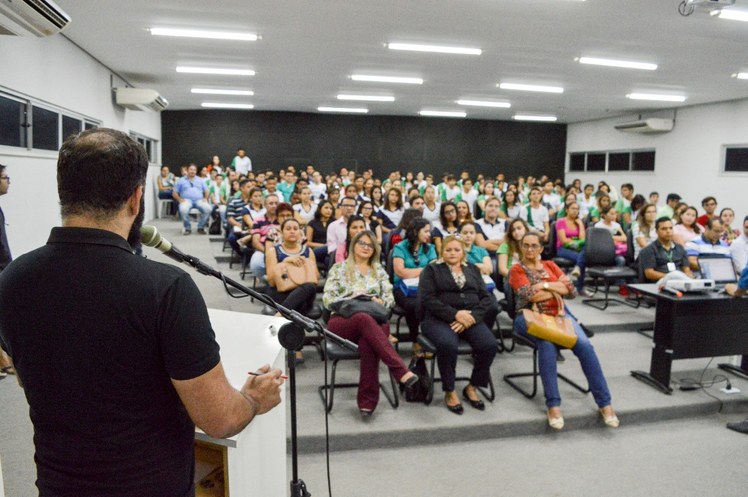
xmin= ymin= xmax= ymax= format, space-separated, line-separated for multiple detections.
xmin=272 ymin=257 xmax=319 ymax=292
xmin=522 ymin=292 xmax=578 ymax=349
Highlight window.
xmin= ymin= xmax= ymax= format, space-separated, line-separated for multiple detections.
xmin=0 ymin=94 xmax=27 ymax=147
xmin=62 ymin=115 xmax=83 ymax=142
xmin=32 ymin=106 xmax=59 ymax=151
xmin=567 ymin=149 xmax=655 ymax=172
xmin=724 ymin=146 xmax=748 ymax=173
xmin=130 ymin=132 xmax=158 ymax=163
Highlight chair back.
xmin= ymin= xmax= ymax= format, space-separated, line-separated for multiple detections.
xmin=585 ymin=227 xmax=616 ymax=267
xmin=625 ymin=228 xmax=636 ymax=267
xmin=547 ymin=221 xmax=559 ymax=257
xmin=503 ymin=279 xmax=517 ymax=321
xmin=385 ymin=247 xmax=396 ymax=284
xmin=327 ymin=249 xmax=337 ymax=272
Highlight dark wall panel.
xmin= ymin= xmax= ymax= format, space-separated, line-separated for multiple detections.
xmin=162 ymin=110 xmax=567 ymax=180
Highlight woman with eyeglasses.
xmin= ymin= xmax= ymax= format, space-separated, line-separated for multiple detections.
xmin=419 ymin=234 xmax=498 ymax=414
xmin=392 ymin=217 xmax=437 ymax=355
xmin=323 ymin=231 xmax=418 ymax=417
xmin=357 ymin=201 xmax=383 ymax=245
xmin=432 ymin=201 xmax=459 ymax=255
xmin=509 ymin=232 xmax=618 ymax=430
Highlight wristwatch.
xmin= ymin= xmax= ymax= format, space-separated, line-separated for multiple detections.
xmin=543 ymin=282 xmax=549 ymax=290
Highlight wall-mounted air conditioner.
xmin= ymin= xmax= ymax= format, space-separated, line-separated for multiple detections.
xmin=614 ymin=118 xmax=674 ymax=134
xmin=115 ymin=88 xmax=169 ymax=112
xmin=0 ymin=0 xmax=70 ymax=37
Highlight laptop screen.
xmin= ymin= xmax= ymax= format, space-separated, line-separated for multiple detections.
xmin=698 ymin=257 xmax=737 ymax=284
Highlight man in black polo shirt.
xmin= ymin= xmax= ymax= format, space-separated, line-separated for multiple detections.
xmin=639 ymin=217 xmax=694 ymax=282
xmin=0 ymin=129 xmax=284 ymax=497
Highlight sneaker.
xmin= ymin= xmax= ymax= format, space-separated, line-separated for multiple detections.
xmin=197 ymin=228 xmax=207 ymax=235
xmin=578 ymin=288 xmax=592 ymax=298
xmin=726 ymin=420 xmax=748 ymax=434
xmin=183 ymin=230 xmax=191 ymax=235
xmin=570 ymin=266 xmax=581 ymax=278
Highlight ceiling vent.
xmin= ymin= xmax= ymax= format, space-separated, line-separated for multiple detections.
xmin=115 ymin=88 xmax=169 ymax=112
xmin=614 ymin=118 xmax=674 ymax=134
xmin=0 ymin=0 xmax=70 ymax=37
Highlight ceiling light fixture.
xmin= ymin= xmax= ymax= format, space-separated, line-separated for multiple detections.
xmin=351 ymin=75 xmax=423 ymax=85
xmin=626 ymin=93 xmax=687 ymax=102
xmin=419 ymin=110 xmax=467 ymax=118
xmin=177 ymin=66 xmax=255 ymax=76
xmin=386 ymin=42 xmax=482 ymax=56
xmin=498 ymin=82 xmax=564 ymax=93
xmin=577 ymin=56 xmax=657 ymax=71
xmin=711 ymin=8 xmax=748 ymax=22
xmin=201 ymin=102 xmax=255 ymax=109
xmin=337 ymin=94 xmax=395 ymax=102
xmin=513 ymin=114 xmax=558 ymax=122
xmin=734 ymin=72 xmax=748 ymax=79
xmin=456 ymin=99 xmax=511 ymax=108
xmin=151 ymin=28 xmax=258 ymax=41
xmin=192 ymin=88 xmax=254 ymax=95
xmin=318 ymin=106 xmax=369 ymax=114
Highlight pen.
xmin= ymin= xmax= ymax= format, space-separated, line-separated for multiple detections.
xmin=248 ymin=371 xmax=289 ymax=380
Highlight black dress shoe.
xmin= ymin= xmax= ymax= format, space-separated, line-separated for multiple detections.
xmin=462 ymin=386 xmax=485 ymax=411
xmin=446 ymin=402 xmax=464 ymax=415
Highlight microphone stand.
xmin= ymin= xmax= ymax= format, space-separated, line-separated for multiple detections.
xmin=169 ymin=250 xmax=356 ymax=497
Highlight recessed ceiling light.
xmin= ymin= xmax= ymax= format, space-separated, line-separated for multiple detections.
xmin=577 ymin=56 xmax=657 ymax=71
xmin=711 ymin=8 xmax=748 ymax=22
xmin=201 ymin=102 xmax=255 ymax=109
xmin=150 ymin=28 xmax=258 ymax=41
xmin=177 ymin=66 xmax=255 ymax=76
xmin=498 ymin=82 xmax=564 ymax=94
xmin=351 ymin=75 xmax=423 ymax=85
xmin=513 ymin=114 xmax=558 ymax=122
xmin=318 ymin=106 xmax=369 ymax=114
xmin=386 ymin=42 xmax=482 ymax=56
xmin=626 ymin=93 xmax=686 ymax=102
xmin=191 ymin=88 xmax=254 ymax=96
xmin=456 ymin=99 xmax=511 ymax=108
xmin=419 ymin=110 xmax=467 ymax=118
xmin=337 ymin=94 xmax=395 ymax=102
xmin=735 ymin=72 xmax=748 ymax=79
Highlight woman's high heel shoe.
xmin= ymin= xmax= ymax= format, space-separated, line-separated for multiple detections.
xmin=600 ymin=408 xmax=620 ymax=428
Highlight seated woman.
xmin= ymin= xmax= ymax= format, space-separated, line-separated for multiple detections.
xmin=335 ymin=215 xmax=367 ymax=263
xmin=498 ymin=218 xmax=530 ymax=279
xmin=387 ymin=208 xmax=423 ymax=250
xmin=306 ymin=199 xmax=334 ymax=267
xmin=419 ymin=235 xmax=498 ymax=414
xmin=322 ymin=231 xmax=418 ymax=417
xmin=593 ymin=206 xmax=627 ymax=266
xmin=265 ymin=218 xmax=318 ymax=317
xmin=377 ymin=188 xmax=405 ymax=233
xmin=632 ymin=203 xmax=658 ymax=260
xmin=392 ymin=217 xmax=437 ymax=352
xmin=673 ymin=206 xmax=702 ymax=246
xmin=458 ymin=222 xmax=493 ymax=275
xmin=509 ymin=233 xmax=618 ymax=430
xmin=720 ymin=208 xmax=740 ymax=244
xmin=555 ymin=201 xmax=587 ymax=295
xmin=293 ymin=186 xmax=317 ymax=226
xmin=157 ymin=165 xmax=177 ymax=213
xmin=500 ymin=189 xmax=521 ymax=220
xmin=357 ymin=201 xmax=383 ymax=245
xmin=432 ymin=201 xmax=459 ymax=254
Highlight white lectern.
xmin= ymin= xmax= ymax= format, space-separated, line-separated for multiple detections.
xmin=194 ymin=310 xmax=288 ymax=497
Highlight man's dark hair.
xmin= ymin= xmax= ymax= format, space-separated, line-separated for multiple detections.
xmin=621 ymin=183 xmax=634 ymax=191
xmin=666 ymin=193 xmax=681 ymax=203
xmin=705 ymin=217 xmax=722 ymax=230
xmin=701 ymin=196 xmax=716 ymax=207
xmin=57 ymin=128 xmax=148 ymax=220
xmin=0 ymin=164 xmax=6 ymax=175
xmin=239 ymin=178 xmax=251 ymax=188
xmin=655 ymin=216 xmax=673 ymax=230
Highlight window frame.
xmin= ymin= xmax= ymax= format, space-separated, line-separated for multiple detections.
xmin=722 ymin=144 xmax=748 ymax=175
xmin=567 ymin=148 xmax=656 ymax=173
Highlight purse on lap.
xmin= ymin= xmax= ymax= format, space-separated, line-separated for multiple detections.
xmin=329 ymin=295 xmax=392 ymax=323
xmin=272 ymin=257 xmax=319 ymax=292
xmin=522 ymin=292 xmax=578 ymax=349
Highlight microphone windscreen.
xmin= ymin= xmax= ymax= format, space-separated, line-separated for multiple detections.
xmin=139 ymin=225 xmax=160 ymax=247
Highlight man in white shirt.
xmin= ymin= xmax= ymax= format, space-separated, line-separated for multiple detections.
xmin=309 ymin=171 xmax=327 ymax=201
xmin=520 ymin=187 xmax=550 ymax=242
xmin=326 ymin=197 xmax=357 ymax=253
xmin=542 ymin=180 xmax=561 ymax=217
xmin=231 ymin=148 xmax=252 ymax=176
xmin=456 ymin=178 xmax=479 ymax=215
xmin=475 ymin=196 xmax=505 ymax=252
xmin=730 ymin=215 xmax=748 ymax=273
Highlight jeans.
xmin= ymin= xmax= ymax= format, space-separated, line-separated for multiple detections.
xmin=178 ymin=199 xmax=211 ymax=230
xmin=514 ymin=310 xmax=612 ymax=409
xmin=557 ymin=246 xmax=585 ymax=291
xmin=313 ymin=246 xmax=329 ymax=269
xmin=249 ymin=250 xmax=266 ymax=276
xmin=421 ymin=317 xmax=497 ymax=392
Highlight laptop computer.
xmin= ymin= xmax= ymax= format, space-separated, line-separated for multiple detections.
xmin=697 ymin=256 xmax=737 ymax=289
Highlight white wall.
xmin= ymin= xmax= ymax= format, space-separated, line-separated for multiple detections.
xmin=565 ymin=99 xmax=748 ymax=223
xmin=0 ymin=35 xmax=161 ymax=258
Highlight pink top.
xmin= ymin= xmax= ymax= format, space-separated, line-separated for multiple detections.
xmin=335 ymin=242 xmax=348 ymax=263
xmin=673 ymin=224 xmax=700 ymax=244
xmin=555 ymin=218 xmax=581 ymax=249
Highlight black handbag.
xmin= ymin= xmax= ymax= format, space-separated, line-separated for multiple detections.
xmin=402 ymin=356 xmax=430 ymax=403
xmin=329 ymin=295 xmax=392 ymax=323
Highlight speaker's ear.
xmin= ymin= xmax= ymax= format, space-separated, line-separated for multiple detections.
xmin=278 ymin=323 xmax=305 ymax=351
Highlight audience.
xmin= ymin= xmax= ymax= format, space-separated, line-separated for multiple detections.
xmin=173 ymin=164 xmax=212 ymax=235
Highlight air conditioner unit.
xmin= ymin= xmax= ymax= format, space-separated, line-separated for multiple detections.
xmin=686 ymin=0 xmax=735 ymax=10
xmin=0 ymin=0 xmax=70 ymax=37
xmin=115 ymin=88 xmax=169 ymax=112
xmin=614 ymin=118 xmax=674 ymax=134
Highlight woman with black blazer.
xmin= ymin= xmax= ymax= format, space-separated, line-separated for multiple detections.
xmin=419 ymin=234 xmax=498 ymax=415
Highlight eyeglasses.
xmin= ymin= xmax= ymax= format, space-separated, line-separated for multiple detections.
xmin=341 ymin=203 xmax=356 ymax=208
xmin=521 ymin=243 xmax=542 ymax=250
xmin=356 ymin=240 xmax=375 ymax=250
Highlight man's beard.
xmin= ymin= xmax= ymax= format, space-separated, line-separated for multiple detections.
xmin=127 ymin=195 xmax=145 ymax=249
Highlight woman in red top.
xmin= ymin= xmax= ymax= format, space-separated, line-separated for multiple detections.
xmin=509 ymin=233 xmax=618 ymax=430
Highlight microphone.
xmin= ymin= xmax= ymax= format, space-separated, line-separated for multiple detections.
xmin=658 ymin=284 xmax=682 ymax=298
xmin=140 ymin=225 xmax=190 ymax=264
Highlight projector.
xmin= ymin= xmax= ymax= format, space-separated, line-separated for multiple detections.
xmin=686 ymin=0 xmax=736 ymax=9
xmin=666 ymin=279 xmax=715 ymax=293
